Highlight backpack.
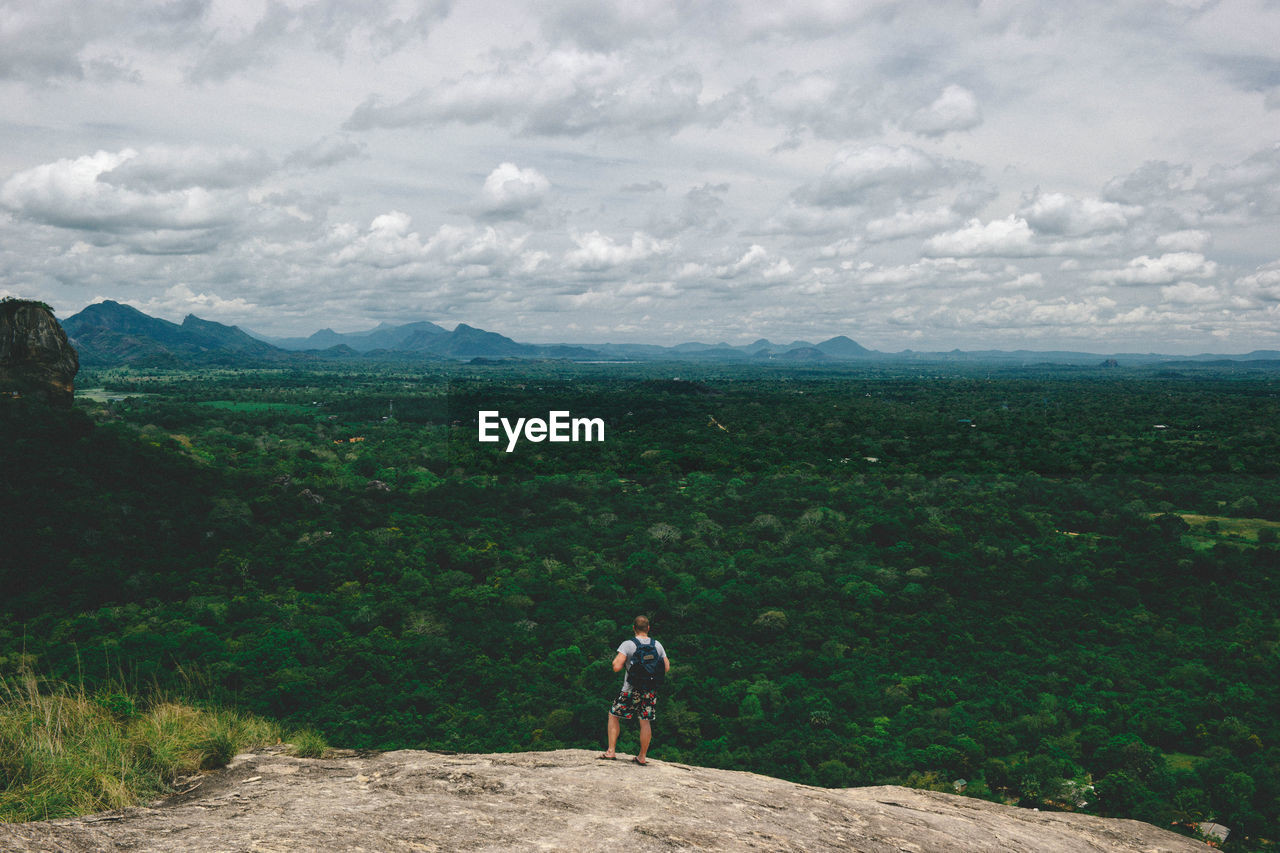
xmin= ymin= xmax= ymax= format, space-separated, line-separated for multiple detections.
xmin=627 ymin=637 xmax=665 ymax=689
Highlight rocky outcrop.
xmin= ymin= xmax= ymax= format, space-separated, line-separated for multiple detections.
xmin=0 ymin=299 xmax=78 ymax=407
xmin=0 ymin=748 xmax=1207 ymax=852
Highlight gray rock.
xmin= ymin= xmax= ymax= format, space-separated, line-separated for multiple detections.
xmin=0 ymin=748 xmax=1206 ymax=852
xmin=0 ymin=299 xmax=78 ymax=407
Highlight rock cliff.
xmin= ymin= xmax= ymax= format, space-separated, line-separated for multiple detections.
xmin=0 ymin=748 xmax=1207 ymax=852
xmin=0 ymin=299 xmax=79 ymax=407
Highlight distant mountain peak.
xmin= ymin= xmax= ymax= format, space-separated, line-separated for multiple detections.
xmin=815 ymin=335 xmax=872 ymax=356
xmin=63 ymin=303 xmax=283 ymax=366
xmin=77 ymin=300 xmax=167 ymax=323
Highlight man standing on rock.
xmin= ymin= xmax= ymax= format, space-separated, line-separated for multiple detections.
xmin=600 ymin=615 xmax=669 ymax=765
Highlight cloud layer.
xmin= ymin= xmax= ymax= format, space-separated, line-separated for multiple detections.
xmin=2 ymin=0 xmax=1280 ymax=352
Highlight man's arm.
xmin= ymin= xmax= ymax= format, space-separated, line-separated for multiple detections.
xmin=664 ymin=655 xmax=671 ymax=672
xmin=612 ymin=652 xmax=627 ymax=672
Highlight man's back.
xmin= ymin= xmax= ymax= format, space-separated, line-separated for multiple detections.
xmin=603 ymin=616 xmax=672 ymax=765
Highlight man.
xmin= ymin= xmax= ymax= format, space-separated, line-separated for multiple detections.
xmin=600 ymin=615 xmax=670 ymax=765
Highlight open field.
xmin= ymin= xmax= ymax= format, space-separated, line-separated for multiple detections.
xmin=1176 ymin=513 xmax=1280 ymax=542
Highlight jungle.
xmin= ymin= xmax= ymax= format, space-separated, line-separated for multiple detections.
xmin=2 ymin=360 xmax=1277 ymax=848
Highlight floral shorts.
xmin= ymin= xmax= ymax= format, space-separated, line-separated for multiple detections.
xmin=610 ymin=688 xmax=658 ymax=721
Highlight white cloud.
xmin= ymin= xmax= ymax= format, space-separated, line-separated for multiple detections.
xmin=0 ymin=0 xmax=447 ymax=84
xmin=1235 ymin=261 xmax=1280 ymax=303
xmin=817 ymin=237 xmax=862 ymax=259
xmin=715 ymin=244 xmax=793 ymax=280
xmin=1196 ymin=143 xmax=1280 ymax=217
xmin=0 ymin=148 xmax=237 ymax=233
xmin=754 ymin=201 xmax=860 ymax=238
xmin=428 ymin=224 xmax=530 ymax=269
xmin=537 ymin=0 xmax=691 ymax=51
xmin=799 ymin=145 xmax=979 ymax=208
xmin=125 ymin=284 xmax=258 ymax=319
xmin=924 ymin=207 xmax=1136 ymax=259
xmin=1091 ymin=252 xmax=1218 ymax=285
xmin=1019 ymin=192 xmax=1139 ymax=236
xmin=855 ymin=257 xmax=985 ymax=288
xmin=479 ymin=162 xmax=551 ymax=219
xmin=930 ymin=293 xmax=1121 ymax=331
xmin=1160 ymin=282 xmax=1221 ymax=304
xmin=902 ymin=85 xmax=982 ymax=137
xmin=333 ymin=211 xmax=427 ymax=268
xmin=1005 ymin=272 xmax=1045 ymax=289
xmin=345 ymin=48 xmax=707 ymax=137
xmin=332 ymin=213 xmax=538 ymax=280
xmin=747 ymin=70 xmax=882 ymax=141
xmin=0 ymin=1 xmax=193 ymax=83
xmin=564 ymin=230 xmax=668 ymax=271
xmin=923 ymin=216 xmax=1036 ymax=257
xmin=188 ymin=0 xmax=449 ymax=83
xmin=102 ymin=145 xmax=276 ymax=192
xmin=865 ymin=206 xmax=960 ymax=242
xmin=1156 ymin=229 xmax=1211 ymax=252
xmin=1102 ymin=161 xmax=1195 ymax=205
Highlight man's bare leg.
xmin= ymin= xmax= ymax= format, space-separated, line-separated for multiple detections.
xmin=603 ymin=713 xmax=621 ymax=757
xmin=637 ymin=719 xmax=652 ymax=763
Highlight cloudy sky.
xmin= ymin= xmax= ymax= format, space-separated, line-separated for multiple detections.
xmin=3 ymin=0 xmax=1280 ymax=352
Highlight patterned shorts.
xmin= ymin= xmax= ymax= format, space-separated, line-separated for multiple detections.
xmin=609 ymin=688 xmax=658 ymax=721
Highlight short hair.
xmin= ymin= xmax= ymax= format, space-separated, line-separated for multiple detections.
xmin=633 ymin=615 xmax=650 ymax=633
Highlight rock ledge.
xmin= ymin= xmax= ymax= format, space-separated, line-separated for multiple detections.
xmin=0 ymin=748 xmax=1207 ymax=852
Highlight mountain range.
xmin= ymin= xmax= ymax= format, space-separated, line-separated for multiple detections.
xmin=61 ymin=301 xmax=598 ymax=366
xmin=56 ymin=300 xmax=1280 ymax=368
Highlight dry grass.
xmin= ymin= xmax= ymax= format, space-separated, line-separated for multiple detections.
xmin=0 ymin=673 xmax=283 ymax=822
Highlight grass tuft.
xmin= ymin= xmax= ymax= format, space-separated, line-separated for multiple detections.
xmin=287 ymin=727 xmax=329 ymax=759
xmin=0 ymin=673 xmax=284 ymax=823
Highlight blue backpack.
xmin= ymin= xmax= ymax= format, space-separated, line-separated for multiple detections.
xmin=628 ymin=637 xmax=665 ymax=689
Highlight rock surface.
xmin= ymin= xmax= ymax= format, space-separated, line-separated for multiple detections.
xmin=0 ymin=299 xmax=78 ymax=406
xmin=0 ymin=748 xmax=1207 ymax=853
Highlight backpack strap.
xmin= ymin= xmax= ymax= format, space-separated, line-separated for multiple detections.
xmin=633 ymin=637 xmax=660 ymax=659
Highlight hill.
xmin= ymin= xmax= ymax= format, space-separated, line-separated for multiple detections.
xmin=0 ymin=748 xmax=1208 ymax=852
xmin=62 ymin=301 xmax=286 ymax=366
xmin=816 ymin=334 xmax=872 ymax=357
xmin=260 ymin=320 xmax=450 ymax=352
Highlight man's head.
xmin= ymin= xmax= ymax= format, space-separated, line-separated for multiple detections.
xmin=633 ymin=615 xmax=650 ymax=634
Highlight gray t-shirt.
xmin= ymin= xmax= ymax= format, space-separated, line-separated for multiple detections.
xmin=617 ymin=637 xmax=667 ymax=691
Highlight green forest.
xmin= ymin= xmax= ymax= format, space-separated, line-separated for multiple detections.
xmin=2 ymin=361 xmax=1278 ymax=848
